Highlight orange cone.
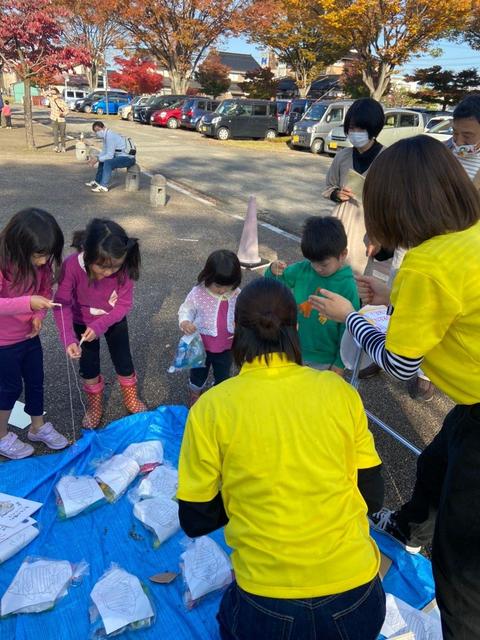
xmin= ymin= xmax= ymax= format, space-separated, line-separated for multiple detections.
xmin=237 ymin=195 xmax=269 ymax=270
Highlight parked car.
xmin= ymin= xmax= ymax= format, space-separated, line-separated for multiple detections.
xmin=91 ymin=95 xmax=131 ymax=115
xmin=136 ymin=94 xmax=187 ymax=124
xmin=150 ymin=100 xmax=186 ymax=128
xmin=286 ymin=97 xmax=316 ymax=135
xmin=275 ymin=99 xmax=292 ymax=135
xmin=63 ymin=88 xmax=88 ymax=110
xmin=74 ymin=89 xmax=129 ymax=113
xmin=291 ymin=100 xmax=354 ymax=154
xmin=200 ymin=99 xmax=278 ymax=140
xmin=118 ymin=96 xmax=149 ymax=121
xmin=325 ymin=108 xmax=452 ymax=155
xmin=181 ymin=97 xmax=220 ymax=131
xmin=425 ymin=117 xmax=453 ymax=142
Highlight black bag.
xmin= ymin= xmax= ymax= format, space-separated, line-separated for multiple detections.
xmin=125 ymin=137 xmax=137 ymax=156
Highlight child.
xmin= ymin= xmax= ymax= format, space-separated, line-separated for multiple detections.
xmin=54 ymin=218 xmax=146 ymax=429
xmin=178 ymin=250 xmax=241 ymax=405
xmin=265 ymin=216 xmax=360 ymax=374
xmin=0 ymin=208 xmax=67 ymax=459
xmin=2 ymin=101 xmax=12 ymax=129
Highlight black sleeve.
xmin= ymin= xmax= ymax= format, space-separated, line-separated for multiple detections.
xmin=178 ymin=492 xmax=229 ymax=538
xmin=373 ymin=247 xmax=395 ymax=261
xmin=329 ymin=188 xmax=342 ymax=203
xmin=358 ymin=464 xmax=384 ymax=515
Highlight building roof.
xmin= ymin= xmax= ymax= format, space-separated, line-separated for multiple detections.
xmin=217 ymin=52 xmax=261 ymax=73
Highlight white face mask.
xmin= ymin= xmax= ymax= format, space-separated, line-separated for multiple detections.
xmin=348 ymin=131 xmax=370 ymax=149
xmin=96 ymin=130 xmax=105 ymax=139
xmin=452 ymin=142 xmax=479 ymax=158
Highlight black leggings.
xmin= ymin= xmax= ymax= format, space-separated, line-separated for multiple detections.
xmin=74 ymin=318 xmax=134 ymax=379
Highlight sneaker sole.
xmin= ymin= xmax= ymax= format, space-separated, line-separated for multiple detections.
xmin=0 ymin=447 xmax=34 ymax=460
xmin=27 ymin=435 xmax=69 ymax=450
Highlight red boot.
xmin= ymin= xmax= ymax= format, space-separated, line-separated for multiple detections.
xmin=118 ymin=373 xmax=147 ymax=414
xmin=82 ymin=376 xmax=104 ymax=429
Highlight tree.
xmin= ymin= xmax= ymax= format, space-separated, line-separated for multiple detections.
xmin=247 ymin=0 xmax=348 ymax=97
xmin=109 ymin=56 xmax=163 ymax=94
xmin=239 ymin=67 xmax=279 ymax=99
xmin=451 ymin=0 xmax=480 ymax=49
xmin=0 ymin=0 xmax=90 ymax=149
xmin=322 ymin=0 xmax=471 ymax=100
xmin=113 ymin=0 xmax=251 ymax=94
xmin=59 ymin=1 xmax=122 ymax=90
xmin=340 ymin=62 xmax=371 ymax=99
xmin=406 ymin=65 xmax=480 ymax=110
xmin=195 ymin=50 xmax=231 ymax=98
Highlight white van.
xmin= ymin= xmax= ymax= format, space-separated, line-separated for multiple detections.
xmin=63 ymin=89 xmax=88 ymax=110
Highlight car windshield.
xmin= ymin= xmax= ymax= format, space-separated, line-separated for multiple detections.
xmin=429 ymin=119 xmax=453 ymax=134
xmin=183 ymin=99 xmax=195 ymax=110
xmin=215 ymin=100 xmax=236 ymax=115
xmin=147 ymin=95 xmax=166 ymax=106
xmin=169 ymin=100 xmax=185 ymax=109
xmin=276 ymin=101 xmax=288 ymax=115
xmin=304 ymin=103 xmax=328 ymax=120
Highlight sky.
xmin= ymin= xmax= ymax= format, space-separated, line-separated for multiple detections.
xmin=221 ymin=35 xmax=480 ymax=77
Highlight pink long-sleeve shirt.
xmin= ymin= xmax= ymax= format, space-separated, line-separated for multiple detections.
xmin=54 ymin=253 xmax=134 ymax=347
xmin=0 ymin=265 xmax=52 ymax=347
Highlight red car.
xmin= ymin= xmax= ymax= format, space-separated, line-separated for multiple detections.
xmin=150 ymin=100 xmax=185 ymax=128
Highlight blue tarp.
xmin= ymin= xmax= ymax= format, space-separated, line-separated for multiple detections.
xmin=0 ymin=406 xmax=436 ymax=639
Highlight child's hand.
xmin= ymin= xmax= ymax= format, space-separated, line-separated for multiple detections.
xmin=337 ymin=187 xmax=354 ymax=202
xmin=81 ymin=327 xmax=97 ymax=342
xmin=26 ymin=317 xmax=42 ymax=338
xmin=180 ymin=321 xmax=197 ymax=335
xmin=271 ymin=260 xmax=287 ymax=276
xmin=67 ymin=343 xmax=82 ymax=359
xmin=330 ymin=365 xmax=344 ymax=377
xmin=30 ymin=295 xmax=55 ymax=311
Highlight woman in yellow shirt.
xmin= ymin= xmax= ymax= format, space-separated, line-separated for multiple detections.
xmin=310 ymin=135 xmax=480 ymax=640
xmin=177 ymin=278 xmax=385 ymax=640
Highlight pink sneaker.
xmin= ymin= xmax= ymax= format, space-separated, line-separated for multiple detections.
xmin=0 ymin=432 xmax=34 ymax=459
xmin=28 ymin=422 xmax=69 ymax=450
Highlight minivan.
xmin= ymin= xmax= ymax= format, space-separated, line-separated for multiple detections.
xmin=74 ymin=90 xmax=129 ymax=113
xmin=200 ymin=99 xmax=278 ymax=140
xmin=291 ymin=100 xmax=354 ymax=154
xmin=63 ymin=89 xmax=88 ymax=110
xmin=181 ymin=97 xmax=220 ymax=131
xmin=137 ymin=94 xmax=188 ymax=124
xmin=286 ymin=97 xmax=316 ymax=135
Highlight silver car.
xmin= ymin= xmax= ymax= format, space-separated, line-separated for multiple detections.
xmin=291 ymin=100 xmax=354 ymax=154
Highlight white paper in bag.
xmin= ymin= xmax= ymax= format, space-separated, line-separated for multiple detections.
xmin=181 ymin=536 xmax=233 ymax=601
xmin=133 ymin=497 xmax=180 ymax=544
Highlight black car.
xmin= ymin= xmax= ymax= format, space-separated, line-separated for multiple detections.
xmin=74 ymin=90 xmax=129 ymax=113
xmin=286 ymin=97 xmax=316 ymax=134
xmin=137 ymin=94 xmax=188 ymax=124
xmin=200 ymin=99 xmax=278 ymax=140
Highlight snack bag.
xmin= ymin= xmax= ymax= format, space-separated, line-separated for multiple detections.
xmin=122 ymin=441 xmax=164 ymax=473
xmin=136 ymin=465 xmax=178 ymax=500
xmin=133 ymin=497 xmax=180 ymax=548
xmin=168 ymin=333 xmax=206 ymax=372
xmin=55 ymin=475 xmax=106 ymax=519
xmin=95 ymin=455 xmax=140 ymax=503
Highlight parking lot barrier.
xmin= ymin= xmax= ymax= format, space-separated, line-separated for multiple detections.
xmin=125 ymin=164 xmax=141 ymax=192
xmin=150 ymin=174 xmax=167 ymax=206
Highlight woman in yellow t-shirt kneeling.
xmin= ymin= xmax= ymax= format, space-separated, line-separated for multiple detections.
xmin=177 ymin=278 xmax=385 ymax=640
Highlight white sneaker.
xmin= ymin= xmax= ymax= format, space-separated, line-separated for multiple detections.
xmin=85 ymin=180 xmax=97 ymax=187
xmin=0 ymin=432 xmax=34 ymax=459
xmin=28 ymin=422 xmax=69 ymax=450
xmin=91 ymin=185 xmax=109 ymax=193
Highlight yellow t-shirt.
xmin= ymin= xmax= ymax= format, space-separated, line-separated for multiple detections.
xmin=177 ymin=354 xmax=381 ymax=599
xmin=387 ymin=222 xmax=480 ymax=405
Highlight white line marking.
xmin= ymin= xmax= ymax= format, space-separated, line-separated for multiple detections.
xmin=260 ymin=223 xmax=300 ymax=242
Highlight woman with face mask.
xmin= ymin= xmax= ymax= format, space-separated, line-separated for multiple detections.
xmin=323 ymin=98 xmax=385 ymax=276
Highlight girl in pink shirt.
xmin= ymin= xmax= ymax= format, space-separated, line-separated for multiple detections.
xmin=54 ymin=218 xmax=146 ymax=429
xmin=0 ymin=208 xmax=68 ymax=459
xmin=178 ymin=250 xmax=241 ymax=405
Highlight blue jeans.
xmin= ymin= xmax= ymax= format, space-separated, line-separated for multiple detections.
xmin=95 ymin=155 xmax=135 ymax=187
xmin=0 ymin=337 xmax=44 ymax=416
xmin=218 ymin=576 xmax=385 ymax=640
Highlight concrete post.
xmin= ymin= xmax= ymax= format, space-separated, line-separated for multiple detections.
xmin=150 ymin=174 xmax=167 ymax=206
xmin=125 ymin=164 xmax=141 ymax=192
xmin=75 ymin=133 xmax=87 ymax=162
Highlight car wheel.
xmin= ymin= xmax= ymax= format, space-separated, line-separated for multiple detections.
xmin=127 ymin=112 xmax=133 ymax=121
xmin=265 ymin=129 xmax=277 ymax=140
xmin=217 ymin=127 xmax=230 ymax=141
xmin=195 ymin=121 xmax=201 ymax=132
xmin=310 ymin=138 xmax=324 ymax=154
xmin=84 ymin=105 xmax=92 ymax=114
xmin=96 ymin=107 xmax=104 ymax=116
xmin=167 ymin=118 xmax=179 ymax=129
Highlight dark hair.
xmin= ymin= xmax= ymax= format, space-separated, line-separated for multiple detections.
xmin=301 ymin=216 xmax=347 ymax=261
xmin=233 ymin=279 xmax=301 ymax=367
xmin=343 ymin=98 xmax=385 ymax=139
xmin=51 ymin=88 xmax=60 ymax=95
xmin=92 ymin=121 xmax=105 ymax=130
xmin=4 ymin=100 xmax=9 ymax=105
xmin=363 ymin=135 xmax=480 ymax=249
xmin=73 ymin=218 xmax=141 ymax=281
xmin=197 ymin=250 xmax=241 ymax=289
xmin=453 ymin=94 xmax=480 ymax=123
xmin=0 ymin=208 xmax=64 ymax=289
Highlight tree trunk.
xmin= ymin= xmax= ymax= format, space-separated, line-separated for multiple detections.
xmin=169 ymin=69 xmax=189 ymax=94
xmin=23 ymin=77 xmax=35 ymax=150
xmin=363 ymin=63 xmax=391 ymax=101
xmin=86 ymin=61 xmax=99 ymax=90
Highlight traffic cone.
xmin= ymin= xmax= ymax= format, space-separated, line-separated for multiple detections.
xmin=237 ymin=195 xmax=269 ymax=270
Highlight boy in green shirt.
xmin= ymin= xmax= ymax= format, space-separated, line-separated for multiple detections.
xmin=265 ymin=216 xmax=360 ymax=374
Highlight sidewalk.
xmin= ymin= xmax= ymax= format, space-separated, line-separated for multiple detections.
xmin=0 ymin=120 xmax=453 ymax=511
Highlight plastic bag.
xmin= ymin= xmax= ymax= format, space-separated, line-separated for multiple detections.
xmin=136 ymin=465 xmax=178 ymax=501
xmin=0 ymin=556 xmax=88 ymax=616
xmin=180 ymin=536 xmax=233 ymax=608
xmin=168 ymin=333 xmax=206 ymax=373
xmin=95 ymin=455 xmax=140 ymax=503
xmin=133 ymin=497 xmax=180 ymax=548
xmin=89 ymin=564 xmax=155 ymax=637
xmin=0 ymin=526 xmax=39 ymax=565
xmin=55 ymin=475 xmax=106 ymax=519
xmin=122 ymin=440 xmax=164 ymax=473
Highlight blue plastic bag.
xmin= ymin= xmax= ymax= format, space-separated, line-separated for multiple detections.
xmin=168 ymin=334 xmax=206 ymax=372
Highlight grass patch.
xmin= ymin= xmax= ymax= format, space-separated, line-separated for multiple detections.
xmin=222 ymin=136 xmax=292 ymax=152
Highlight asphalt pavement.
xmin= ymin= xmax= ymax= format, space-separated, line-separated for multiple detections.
xmin=0 ymin=116 xmax=454 ymax=515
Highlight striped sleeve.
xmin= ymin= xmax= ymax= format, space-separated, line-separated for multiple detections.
xmin=346 ymin=312 xmax=423 ymax=380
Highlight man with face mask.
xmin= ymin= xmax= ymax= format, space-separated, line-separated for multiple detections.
xmin=448 ymin=94 xmax=480 ymax=186
xmin=86 ymin=121 xmax=136 ymax=193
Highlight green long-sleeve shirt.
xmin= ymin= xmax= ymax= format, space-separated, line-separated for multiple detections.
xmin=265 ymin=261 xmax=360 ymax=367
